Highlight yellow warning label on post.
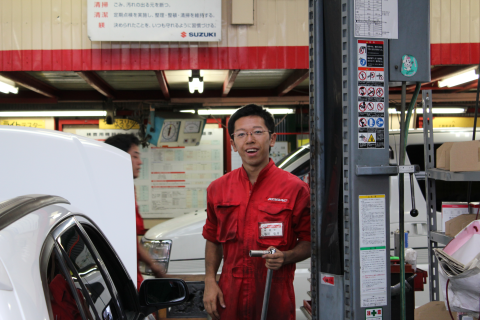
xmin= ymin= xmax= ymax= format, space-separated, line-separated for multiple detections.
xmin=368 ymin=134 xmax=375 ymax=142
xmin=359 ymin=195 xmax=385 ymax=199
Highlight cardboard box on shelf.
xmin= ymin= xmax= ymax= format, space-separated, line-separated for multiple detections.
xmin=450 ymin=140 xmax=480 ymax=172
xmin=414 ymin=301 xmax=478 ymax=320
xmin=414 ymin=301 xmax=457 ymax=320
xmin=436 ymin=142 xmax=455 ymax=170
xmin=442 ymin=203 xmax=470 ymax=232
xmin=445 ymin=214 xmax=478 ymax=237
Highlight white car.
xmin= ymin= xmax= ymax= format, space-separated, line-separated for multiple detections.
xmin=141 ymin=128 xmax=480 ymax=315
xmin=0 ymin=125 xmax=189 ymax=320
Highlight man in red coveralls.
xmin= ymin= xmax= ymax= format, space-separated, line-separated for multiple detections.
xmin=203 ymin=105 xmax=311 ymax=320
xmin=105 ymin=134 xmax=164 ymax=290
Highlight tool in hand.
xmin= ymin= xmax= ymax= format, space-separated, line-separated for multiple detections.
xmin=249 ymin=248 xmax=276 ymax=320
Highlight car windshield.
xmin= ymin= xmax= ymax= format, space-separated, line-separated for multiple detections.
xmin=276 ymin=145 xmax=310 ymax=169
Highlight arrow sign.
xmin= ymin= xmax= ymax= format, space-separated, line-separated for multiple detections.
xmin=321 ymin=274 xmax=335 ymax=286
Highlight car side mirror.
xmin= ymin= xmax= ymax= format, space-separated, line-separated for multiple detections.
xmin=138 ymin=278 xmax=189 ymax=315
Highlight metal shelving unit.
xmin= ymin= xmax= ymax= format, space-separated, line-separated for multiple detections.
xmin=427 ymin=169 xmax=480 ymax=182
xmin=429 ymin=232 xmax=453 ymax=246
xmin=423 ymin=90 xmax=474 ymax=301
xmin=423 ymin=90 xmax=442 ymax=301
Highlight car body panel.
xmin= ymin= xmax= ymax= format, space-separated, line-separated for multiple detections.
xmin=0 ymin=205 xmax=71 ymax=320
xmin=0 ymin=125 xmax=136 ymax=282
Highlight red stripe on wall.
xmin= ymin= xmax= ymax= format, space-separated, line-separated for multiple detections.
xmin=431 ymin=43 xmax=480 ymax=65
xmin=22 ymin=50 xmax=32 ymax=70
xmin=451 ymin=43 xmax=461 ymax=65
xmin=0 ymin=46 xmax=310 ymax=71
xmin=6 ymin=44 xmax=476 ymax=71
xmin=460 ymin=43 xmax=470 ymax=65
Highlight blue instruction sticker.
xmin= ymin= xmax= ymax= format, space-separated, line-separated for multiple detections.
xmin=367 ymin=118 xmax=376 ymax=128
xmin=376 ymin=118 xmax=384 ymax=128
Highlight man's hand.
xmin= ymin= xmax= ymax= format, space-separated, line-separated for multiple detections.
xmin=203 ymin=278 xmax=225 ymax=320
xmin=149 ymin=263 xmax=166 ymax=278
xmin=262 ymin=246 xmax=285 ymax=270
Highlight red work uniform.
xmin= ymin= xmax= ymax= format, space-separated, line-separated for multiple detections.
xmin=136 ymin=196 xmax=146 ymax=290
xmin=202 ymin=159 xmax=311 ymax=320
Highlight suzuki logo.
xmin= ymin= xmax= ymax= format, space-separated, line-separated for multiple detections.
xmin=181 ymin=31 xmax=187 ymax=38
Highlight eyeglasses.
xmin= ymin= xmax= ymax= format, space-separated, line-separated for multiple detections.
xmin=231 ymin=130 xmax=271 ymax=139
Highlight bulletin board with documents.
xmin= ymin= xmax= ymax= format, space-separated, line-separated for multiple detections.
xmin=135 ymin=127 xmax=223 ymax=218
xmin=75 ymin=127 xmax=224 ymax=218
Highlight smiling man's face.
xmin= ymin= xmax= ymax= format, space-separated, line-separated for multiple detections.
xmin=230 ymin=115 xmax=276 ymax=170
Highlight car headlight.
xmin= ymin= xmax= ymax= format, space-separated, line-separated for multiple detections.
xmin=140 ymin=238 xmax=172 ymax=275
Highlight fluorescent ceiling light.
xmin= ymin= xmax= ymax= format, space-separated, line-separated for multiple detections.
xmin=197 ymin=108 xmax=295 ymax=115
xmin=267 ymin=108 xmax=295 ymax=115
xmin=0 ymin=111 xmax=107 ymax=117
xmin=388 ymin=108 xmax=465 ymax=114
xmin=415 ymin=108 xmax=465 ymax=114
xmin=0 ymin=76 xmax=19 ymax=94
xmin=388 ymin=108 xmax=400 ymax=114
xmin=180 ymin=110 xmax=195 ymax=113
xmin=188 ymin=70 xmax=204 ymax=94
xmin=438 ymin=69 xmax=479 ymax=88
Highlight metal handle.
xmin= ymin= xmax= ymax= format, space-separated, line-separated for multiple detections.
xmin=409 ymin=173 xmax=419 ymax=217
xmin=249 ymin=248 xmax=275 ymax=257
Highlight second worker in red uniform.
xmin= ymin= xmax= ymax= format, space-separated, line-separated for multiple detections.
xmin=202 ymin=104 xmax=311 ymax=320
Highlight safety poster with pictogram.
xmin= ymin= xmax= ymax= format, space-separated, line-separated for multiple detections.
xmin=357 ymin=40 xmax=385 ymax=149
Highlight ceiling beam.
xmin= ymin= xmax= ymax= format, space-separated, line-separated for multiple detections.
xmin=222 ymin=69 xmax=240 ymax=97
xmin=0 ymin=72 xmax=58 ymax=98
xmin=453 ymin=79 xmax=479 ymax=93
xmin=76 ymin=71 xmax=116 ymax=99
xmin=171 ymin=96 xmax=309 ymax=107
xmin=276 ymin=69 xmax=309 ymax=96
xmin=2 ymin=91 xmax=480 ymax=106
xmin=430 ymin=66 xmax=475 ymax=83
xmin=154 ymin=70 xmax=170 ymax=100
xmin=389 ymin=92 xmax=479 ymax=103
xmin=390 ymin=85 xmax=467 ymax=92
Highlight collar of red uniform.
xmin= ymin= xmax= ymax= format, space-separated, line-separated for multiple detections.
xmin=240 ymin=158 xmax=275 ymax=183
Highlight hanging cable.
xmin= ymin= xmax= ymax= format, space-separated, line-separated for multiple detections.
xmin=446 ymin=279 xmax=455 ymax=320
xmin=472 ymin=65 xmax=480 ymax=141
xmin=403 ymin=83 xmax=422 ymax=151
xmin=399 ymin=81 xmax=407 ymax=320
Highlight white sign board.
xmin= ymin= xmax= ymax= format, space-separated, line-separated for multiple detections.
xmin=359 ymin=195 xmax=387 ymax=308
xmin=135 ymin=128 xmax=223 ymax=218
xmin=354 ymin=0 xmax=398 ymax=39
xmin=87 ymin=0 xmax=222 ymax=41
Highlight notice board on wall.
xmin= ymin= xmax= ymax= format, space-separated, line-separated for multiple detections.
xmin=87 ymin=0 xmax=222 ymax=42
xmin=75 ymin=127 xmax=223 ymax=218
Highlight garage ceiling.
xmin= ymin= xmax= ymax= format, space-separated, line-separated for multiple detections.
xmin=0 ymin=66 xmax=477 ymax=111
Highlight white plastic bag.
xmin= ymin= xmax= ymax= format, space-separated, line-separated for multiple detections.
xmin=438 ymin=220 xmax=480 ymax=317
xmin=405 ymin=248 xmax=417 ymax=271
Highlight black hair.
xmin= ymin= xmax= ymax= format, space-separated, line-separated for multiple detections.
xmin=104 ymin=134 xmax=140 ymax=153
xmin=227 ymin=104 xmax=275 ymax=137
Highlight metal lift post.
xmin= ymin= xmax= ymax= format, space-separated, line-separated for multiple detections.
xmin=309 ymin=0 xmax=430 ymax=319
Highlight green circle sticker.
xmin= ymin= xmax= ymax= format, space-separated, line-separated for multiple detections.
xmin=401 ymin=55 xmax=418 ymax=77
